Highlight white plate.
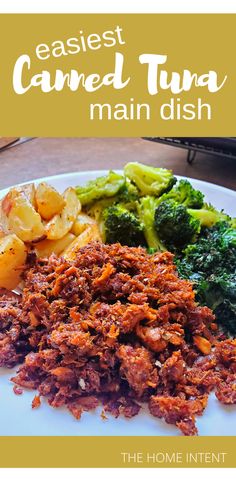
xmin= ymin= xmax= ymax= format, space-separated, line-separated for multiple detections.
xmin=0 ymin=171 xmax=235 ymax=436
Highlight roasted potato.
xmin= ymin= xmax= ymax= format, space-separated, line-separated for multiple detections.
xmin=71 ymin=213 xmax=96 ymax=236
xmin=45 ymin=187 xmax=81 ymax=240
xmin=0 ymin=224 xmax=9 ymax=238
xmin=15 ymin=183 xmax=36 ymax=208
xmin=34 ymin=232 xmax=75 ymax=258
xmin=63 ymin=224 xmax=101 ymax=260
xmin=35 ymin=182 xmax=65 ymax=220
xmin=0 ymin=234 xmax=27 ymax=289
xmin=1 ymin=188 xmax=45 ymax=242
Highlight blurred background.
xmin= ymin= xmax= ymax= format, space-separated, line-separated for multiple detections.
xmin=0 ymin=137 xmax=236 ymax=190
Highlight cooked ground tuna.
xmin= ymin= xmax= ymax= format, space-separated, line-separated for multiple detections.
xmin=0 ymin=242 xmax=235 ymax=435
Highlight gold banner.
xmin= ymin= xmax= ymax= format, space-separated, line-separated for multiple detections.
xmin=0 ymin=14 xmax=235 ymax=136
xmin=0 ymin=436 xmax=234 ymax=468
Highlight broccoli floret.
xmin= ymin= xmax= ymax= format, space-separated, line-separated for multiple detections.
xmin=87 ymin=198 xmax=115 ymax=220
xmin=86 ymin=180 xmax=139 ymax=218
xmin=230 ymin=217 xmax=236 ymax=229
xmin=116 ymin=181 xmax=139 ymax=209
xmin=188 ymin=203 xmax=231 ymax=228
xmin=76 ymin=171 xmax=125 ymax=206
xmin=137 ymin=196 xmax=166 ymax=252
xmin=103 ymin=204 xmax=145 ymax=247
xmin=159 ymin=179 xmax=204 ymax=209
xmin=154 ymin=200 xmax=200 ymax=251
xmin=124 ymin=162 xmax=176 ymax=197
xmin=177 ymin=222 xmax=236 ymax=334
xmin=86 ymin=181 xmax=140 ymax=240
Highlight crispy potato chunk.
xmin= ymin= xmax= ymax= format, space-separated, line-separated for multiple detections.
xmin=0 ymin=234 xmax=27 ymax=289
xmin=63 ymin=224 xmax=101 ymax=260
xmin=1 ymin=188 xmax=45 ymax=242
xmin=15 ymin=183 xmax=36 ymax=208
xmin=3 ymin=183 xmax=37 ymax=210
xmin=0 ymin=224 xmax=9 ymax=238
xmin=35 ymin=182 xmax=65 ymax=220
xmin=34 ymin=232 xmax=75 ymax=258
xmin=71 ymin=213 xmax=96 ymax=236
xmin=45 ymin=188 xmax=81 ymax=240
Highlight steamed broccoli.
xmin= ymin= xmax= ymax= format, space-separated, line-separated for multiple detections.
xmin=188 ymin=203 xmax=231 ymax=228
xmin=102 ymin=204 xmax=145 ymax=247
xmin=177 ymin=222 xmax=236 ymax=334
xmin=158 ymin=179 xmax=204 ymax=209
xmin=154 ymin=200 xmax=201 ymax=251
xmin=86 ymin=180 xmax=139 ymax=217
xmin=116 ymin=181 xmax=139 ymax=209
xmin=87 ymin=198 xmax=115 ymax=218
xmin=124 ymin=162 xmax=176 ymax=197
xmin=76 ymin=171 xmax=125 ymax=206
xmin=231 ymin=218 xmax=236 ymax=229
xmin=137 ymin=196 xmax=166 ymax=252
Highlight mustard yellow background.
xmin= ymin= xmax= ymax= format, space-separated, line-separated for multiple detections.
xmin=0 ymin=14 xmax=235 ymax=136
xmin=0 ymin=436 xmax=235 ymax=468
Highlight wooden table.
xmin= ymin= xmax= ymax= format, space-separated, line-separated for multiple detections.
xmin=0 ymin=137 xmax=235 ymax=191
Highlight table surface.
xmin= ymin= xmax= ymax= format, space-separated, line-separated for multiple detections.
xmin=0 ymin=137 xmax=235 ymax=191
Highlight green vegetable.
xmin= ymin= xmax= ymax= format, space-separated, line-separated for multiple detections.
xmin=137 ymin=196 xmax=166 ymax=251
xmin=230 ymin=217 xmax=236 ymax=229
xmin=177 ymin=222 xmax=236 ymax=334
xmin=116 ymin=181 xmax=139 ymax=208
xmin=188 ymin=203 xmax=231 ymax=228
xmin=154 ymin=200 xmax=201 ymax=251
xmin=86 ymin=181 xmax=140 ymax=229
xmin=124 ymin=162 xmax=176 ymax=197
xmin=102 ymin=204 xmax=145 ymax=247
xmin=76 ymin=171 xmax=125 ymax=206
xmin=158 ymin=179 xmax=204 ymax=209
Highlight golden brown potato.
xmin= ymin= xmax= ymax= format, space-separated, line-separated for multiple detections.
xmin=0 ymin=223 xmax=9 ymax=238
xmin=71 ymin=213 xmax=96 ymax=236
xmin=63 ymin=224 xmax=102 ymax=260
xmin=45 ymin=187 xmax=81 ymax=240
xmin=0 ymin=234 xmax=27 ymax=289
xmin=35 ymin=182 xmax=65 ymax=220
xmin=15 ymin=183 xmax=36 ymax=208
xmin=34 ymin=232 xmax=75 ymax=258
xmin=1 ymin=188 xmax=45 ymax=242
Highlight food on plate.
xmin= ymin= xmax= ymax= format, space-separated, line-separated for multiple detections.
xmin=177 ymin=222 xmax=236 ymax=334
xmin=76 ymin=164 xmax=236 ymax=332
xmin=15 ymin=182 xmax=37 ymax=208
xmin=154 ymin=200 xmax=201 ymax=250
xmin=71 ymin=213 xmax=97 ymax=236
xmin=187 ymin=203 xmax=231 ymax=228
xmin=0 ymin=242 xmax=235 ymax=435
xmin=0 ymin=187 xmax=45 ymax=242
xmin=35 ymin=182 xmax=65 ymax=220
xmin=0 ymin=183 xmax=94 ymax=289
xmin=63 ymin=224 xmax=102 ymax=259
xmin=34 ymin=232 xmax=76 ymax=258
xmin=45 ymin=187 xmax=81 ymax=240
xmin=124 ymin=162 xmax=177 ymax=196
xmin=0 ymin=164 xmax=235 ymax=435
xmin=102 ymin=204 xmax=145 ymax=247
xmin=154 ymin=178 xmax=205 ymax=209
xmin=0 ymin=234 xmax=27 ymax=289
xmin=137 ymin=196 xmax=165 ymax=252
xmin=76 ymin=170 xmax=125 ymax=206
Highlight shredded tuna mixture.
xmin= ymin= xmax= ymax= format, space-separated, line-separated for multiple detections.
xmin=0 ymin=242 xmax=235 ymax=435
